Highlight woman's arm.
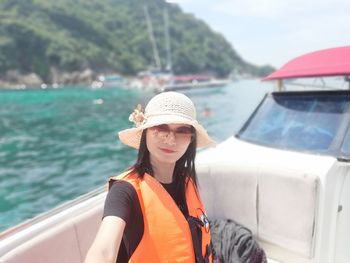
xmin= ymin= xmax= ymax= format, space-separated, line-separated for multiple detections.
xmin=84 ymin=216 xmax=126 ymax=263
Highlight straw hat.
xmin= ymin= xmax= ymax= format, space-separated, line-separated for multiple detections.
xmin=118 ymin=92 xmax=216 ymax=149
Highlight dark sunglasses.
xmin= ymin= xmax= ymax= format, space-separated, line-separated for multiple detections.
xmin=150 ymin=124 xmax=194 ymax=138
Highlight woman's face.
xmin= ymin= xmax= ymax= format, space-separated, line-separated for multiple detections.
xmin=146 ymin=123 xmax=193 ymax=165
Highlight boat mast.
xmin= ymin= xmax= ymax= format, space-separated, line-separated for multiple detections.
xmin=163 ymin=5 xmax=172 ymax=72
xmin=143 ymin=5 xmax=161 ymax=70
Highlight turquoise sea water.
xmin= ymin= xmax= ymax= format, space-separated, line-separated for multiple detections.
xmin=0 ymin=80 xmax=274 ymax=231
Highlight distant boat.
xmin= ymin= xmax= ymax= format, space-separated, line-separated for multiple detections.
xmin=129 ymin=72 xmax=229 ymax=93
xmin=128 ymin=69 xmax=172 ymax=90
xmin=155 ymin=74 xmax=229 ymax=93
xmin=91 ymin=74 xmax=127 ymax=89
xmin=128 ymin=5 xmax=231 ymax=93
xmin=134 ymin=5 xmax=230 ymax=93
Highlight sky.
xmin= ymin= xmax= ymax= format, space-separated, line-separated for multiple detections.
xmin=170 ymin=0 xmax=350 ymax=68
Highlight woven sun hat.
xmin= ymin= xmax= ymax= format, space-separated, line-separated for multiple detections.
xmin=118 ymin=91 xmax=216 ymax=149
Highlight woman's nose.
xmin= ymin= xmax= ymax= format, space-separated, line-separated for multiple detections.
xmin=163 ymin=131 xmax=176 ymax=146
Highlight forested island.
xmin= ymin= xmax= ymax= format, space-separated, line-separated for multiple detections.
xmin=0 ymin=0 xmax=274 ymax=87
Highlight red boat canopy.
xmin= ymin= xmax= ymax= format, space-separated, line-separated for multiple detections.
xmin=263 ymin=46 xmax=350 ymax=80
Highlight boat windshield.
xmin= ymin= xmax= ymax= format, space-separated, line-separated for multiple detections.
xmin=237 ymin=91 xmax=350 ymax=157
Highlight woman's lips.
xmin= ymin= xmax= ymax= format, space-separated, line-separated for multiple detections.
xmin=159 ymin=148 xmax=176 ymax=153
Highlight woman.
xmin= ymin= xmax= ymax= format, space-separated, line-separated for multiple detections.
xmin=85 ymin=91 xmax=216 ymax=263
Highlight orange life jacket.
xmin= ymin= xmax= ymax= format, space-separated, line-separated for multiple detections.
xmin=109 ymin=171 xmax=212 ymax=263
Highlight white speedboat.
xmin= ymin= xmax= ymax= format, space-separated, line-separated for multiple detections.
xmin=196 ymin=46 xmax=350 ymax=263
xmin=1 ymin=46 xmax=350 ymax=263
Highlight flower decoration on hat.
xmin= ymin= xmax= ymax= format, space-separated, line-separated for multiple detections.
xmin=129 ymin=104 xmax=146 ymax=127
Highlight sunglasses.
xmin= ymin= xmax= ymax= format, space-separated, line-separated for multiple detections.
xmin=149 ymin=124 xmax=194 ymax=140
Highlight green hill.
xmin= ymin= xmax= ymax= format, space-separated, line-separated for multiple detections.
xmin=0 ymin=0 xmax=273 ymax=83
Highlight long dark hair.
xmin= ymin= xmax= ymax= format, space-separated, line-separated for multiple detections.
xmin=131 ymin=127 xmax=197 ymax=206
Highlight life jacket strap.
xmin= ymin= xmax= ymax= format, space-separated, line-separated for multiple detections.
xmin=204 ymin=243 xmax=212 ymax=263
xmin=188 ymin=216 xmax=205 ymax=263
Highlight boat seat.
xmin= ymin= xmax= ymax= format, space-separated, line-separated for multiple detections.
xmin=0 ymin=204 xmax=103 ymax=263
xmin=1 ymin=162 xmax=319 ymax=263
xmin=197 ymin=162 xmax=319 ymax=263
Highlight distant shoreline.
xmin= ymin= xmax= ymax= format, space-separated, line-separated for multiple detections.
xmin=0 ymin=68 xmax=111 ymax=90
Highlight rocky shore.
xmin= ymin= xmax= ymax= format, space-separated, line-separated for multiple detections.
xmin=0 ymin=68 xmax=98 ymax=89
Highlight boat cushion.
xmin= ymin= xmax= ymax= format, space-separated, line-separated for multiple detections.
xmin=258 ymin=167 xmax=319 ymax=258
xmin=0 ymin=203 xmax=103 ymax=263
xmin=197 ymin=163 xmax=258 ymax=234
xmin=0 ymin=222 xmax=81 ymax=263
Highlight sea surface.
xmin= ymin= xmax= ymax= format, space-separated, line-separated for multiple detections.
xmin=0 ymin=79 xmax=274 ymax=231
